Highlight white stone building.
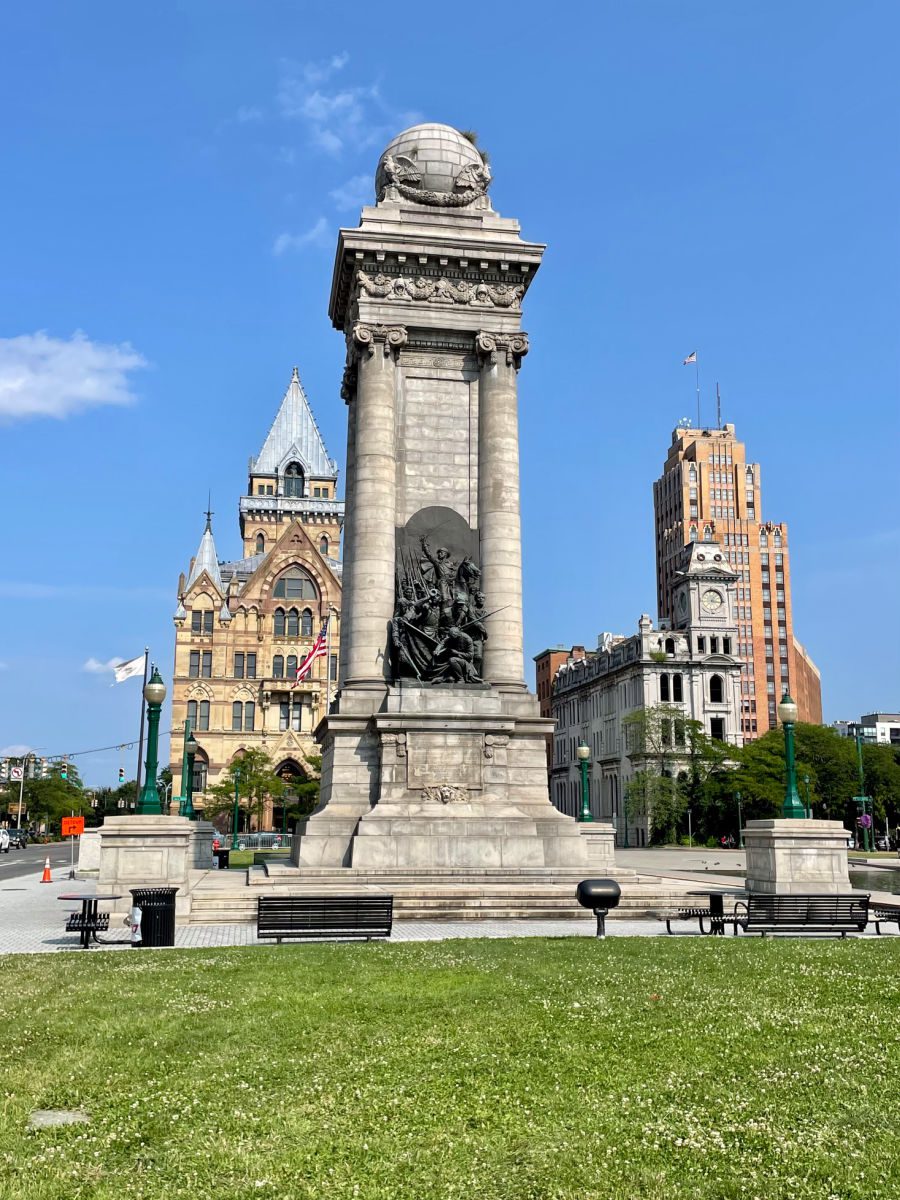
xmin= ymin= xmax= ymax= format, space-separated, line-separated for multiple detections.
xmin=551 ymin=541 xmax=743 ymax=845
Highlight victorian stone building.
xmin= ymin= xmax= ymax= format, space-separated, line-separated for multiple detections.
xmin=169 ymin=368 xmax=343 ymax=826
xmin=548 ymin=540 xmax=743 ymax=845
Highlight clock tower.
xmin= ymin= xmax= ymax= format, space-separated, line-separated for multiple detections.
xmin=672 ymin=539 xmax=738 ymax=632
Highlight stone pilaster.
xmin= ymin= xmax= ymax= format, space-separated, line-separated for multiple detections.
xmin=341 ymin=322 xmax=407 ymax=688
xmin=476 ymin=331 xmax=529 ymax=689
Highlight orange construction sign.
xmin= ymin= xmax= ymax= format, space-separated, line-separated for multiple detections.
xmin=61 ymin=816 xmax=85 ymax=837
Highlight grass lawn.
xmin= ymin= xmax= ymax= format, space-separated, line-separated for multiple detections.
xmin=1 ymin=938 xmax=898 ymax=1199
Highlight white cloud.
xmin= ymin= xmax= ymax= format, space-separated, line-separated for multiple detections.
xmin=329 ymin=174 xmax=371 ymax=210
xmin=83 ymin=657 xmax=126 ymax=676
xmin=272 ymin=218 xmax=330 ymax=256
xmin=0 ymin=331 xmax=147 ymax=423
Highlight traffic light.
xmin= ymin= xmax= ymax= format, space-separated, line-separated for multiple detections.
xmin=118 ymin=767 xmax=125 ymax=785
xmin=60 ymin=758 xmax=68 ymax=781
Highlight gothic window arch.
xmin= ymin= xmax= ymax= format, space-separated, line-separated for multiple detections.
xmin=319 ymin=535 xmax=329 ymax=555
xmin=660 ymin=674 xmax=670 ymax=702
xmin=272 ymin=567 xmax=318 ymax=601
xmin=672 ymin=674 xmax=683 ymax=702
xmin=710 ymin=674 xmax=724 ymax=704
xmin=274 ymin=608 xmax=285 ymax=637
xmin=664 ymin=637 xmax=676 ymax=656
xmin=286 ymin=608 xmax=299 ymax=637
xmin=689 ymin=526 xmax=698 ymax=542
xmin=760 ymin=529 xmax=768 ymax=546
xmin=255 ymin=533 xmax=265 ymax=555
xmin=703 ymin=525 xmax=713 ymax=542
xmin=301 ymin=607 xmax=313 ymax=637
xmin=284 ymin=462 xmax=305 ymax=497
xmin=287 ymin=654 xmax=298 ymax=678
xmin=273 ymin=655 xmax=284 ymax=679
xmin=773 ymin=530 xmax=782 ymax=547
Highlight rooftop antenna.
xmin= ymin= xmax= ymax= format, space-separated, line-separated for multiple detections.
xmin=716 ymin=382 xmax=721 ymax=429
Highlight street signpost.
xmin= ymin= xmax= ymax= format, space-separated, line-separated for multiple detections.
xmin=61 ymin=815 xmax=85 ymax=880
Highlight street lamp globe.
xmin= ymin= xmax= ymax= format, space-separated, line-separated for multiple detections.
xmin=143 ymin=667 xmax=167 ymax=707
xmin=576 ymin=742 xmax=590 ymax=762
xmin=185 ymin=732 xmax=199 ymax=757
xmin=777 ymin=693 xmax=798 ymax=726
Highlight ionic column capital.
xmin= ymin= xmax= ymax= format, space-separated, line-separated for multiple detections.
xmin=475 ymin=330 xmax=529 ymax=370
xmin=351 ymin=322 xmax=409 ymax=359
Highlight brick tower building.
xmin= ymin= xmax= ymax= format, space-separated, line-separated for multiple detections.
xmin=653 ymin=422 xmax=821 ymax=738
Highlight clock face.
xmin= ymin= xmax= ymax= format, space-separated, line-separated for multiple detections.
xmin=701 ymin=589 xmax=723 ymax=614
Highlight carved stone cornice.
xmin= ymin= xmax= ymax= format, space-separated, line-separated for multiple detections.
xmin=351 ymin=322 xmax=409 ymax=358
xmin=357 ymin=269 xmax=523 ymax=311
xmin=475 ymin=330 xmax=530 ymax=369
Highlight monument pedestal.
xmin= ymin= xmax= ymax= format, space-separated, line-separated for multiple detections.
xmin=293 ymin=684 xmax=613 ymax=871
xmin=743 ymin=819 xmax=852 ymax=895
xmin=98 ymin=815 xmax=215 ymax=919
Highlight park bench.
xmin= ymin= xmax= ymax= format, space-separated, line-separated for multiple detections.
xmin=256 ymin=895 xmax=393 ymax=943
xmin=732 ymin=893 xmax=869 ymax=937
xmin=870 ymin=905 xmax=900 ymax=935
xmin=65 ymin=911 xmax=110 ymax=934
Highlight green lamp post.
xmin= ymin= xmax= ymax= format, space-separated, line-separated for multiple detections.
xmin=137 ymin=667 xmax=166 ymax=815
xmin=183 ymin=732 xmax=198 ymax=820
xmin=777 ymin=693 xmax=805 ymax=819
xmin=853 ymin=731 xmax=872 ymax=853
xmin=231 ymin=768 xmax=241 ymax=852
xmin=576 ymin=741 xmax=593 ymax=823
xmin=735 ymin=790 xmax=743 ymax=849
xmin=803 ymin=773 xmax=812 ymax=820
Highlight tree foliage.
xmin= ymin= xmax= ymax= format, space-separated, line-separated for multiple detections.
xmin=207 ymin=748 xmax=286 ymax=831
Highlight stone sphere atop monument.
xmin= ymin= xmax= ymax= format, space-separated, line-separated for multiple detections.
xmin=375 ymin=123 xmax=492 ymax=208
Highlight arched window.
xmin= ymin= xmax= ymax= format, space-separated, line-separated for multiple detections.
xmin=274 ymin=608 xmax=285 ymax=637
xmin=192 ymin=755 xmax=208 ymax=794
xmin=284 ymin=462 xmax=305 ymax=497
xmin=703 ymin=525 xmax=712 ymax=542
xmin=273 ymin=655 xmax=284 ymax=679
xmin=232 ymin=701 xmax=243 ymax=731
xmin=773 ymin=530 xmax=782 ymax=547
xmin=244 ymin=702 xmax=255 ymax=732
xmin=664 ymin=637 xmax=676 ymax=656
xmin=319 ymin=535 xmax=329 ymax=555
xmin=255 ymin=533 xmax=265 ymax=555
xmin=760 ymin=530 xmax=768 ymax=546
xmin=660 ymin=674 xmax=670 ymax=701
xmin=287 ymin=654 xmax=298 ymax=678
xmin=287 ymin=608 xmax=299 ymax=637
xmin=689 ymin=526 xmax=698 ymax=542
xmin=672 ymin=674 xmax=683 ymax=702
xmin=301 ymin=607 xmax=313 ymax=637
xmin=710 ymin=674 xmax=724 ymax=704
xmin=198 ymin=700 xmax=210 ymax=731
xmin=187 ymin=700 xmax=197 ymax=729
xmin=273 ymin=568 xmax=318 ymax=600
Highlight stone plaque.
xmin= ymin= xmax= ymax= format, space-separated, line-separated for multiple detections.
xmin=406 ymin=731 xmax=483 ymax=791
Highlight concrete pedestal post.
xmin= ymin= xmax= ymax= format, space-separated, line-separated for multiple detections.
xmin=743 ymin=819 xmax=852 ymax=895
xmin=97 ymin=815 xmax=215 ymax=920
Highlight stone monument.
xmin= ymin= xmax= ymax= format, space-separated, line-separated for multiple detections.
xmin=292 ymin=124 xmax=613 ymax=873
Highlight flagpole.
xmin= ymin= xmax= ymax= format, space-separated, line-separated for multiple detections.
xmin=325 ymin=615 xmax=333 ymax=712
xmin=695 ymin=358 xmax=701 ymax=427
xmin=134 ymin=648 xmax=149 ymax=802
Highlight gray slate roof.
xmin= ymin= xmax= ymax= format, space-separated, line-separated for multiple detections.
xmin=252 ymin=367 xmax=336 ymax=478
xmin=187 ymin=519 xmax=224 ymax=593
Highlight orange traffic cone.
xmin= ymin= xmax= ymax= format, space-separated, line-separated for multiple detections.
xmin=40 ymin=856 xmax=52 ymax=883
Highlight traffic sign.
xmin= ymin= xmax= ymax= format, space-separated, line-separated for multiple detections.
xmin=61 ymin=816 xmax=85 ymax=837
xmin=10 ymin=766 xmax=24 ymax=782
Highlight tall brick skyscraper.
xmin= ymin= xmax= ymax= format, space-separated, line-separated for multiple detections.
xmin=653 ymin=422 xmax=821 ymax=738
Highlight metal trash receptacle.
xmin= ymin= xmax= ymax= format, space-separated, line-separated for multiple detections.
xmin=213 ymin=848 xmax=230 ymax=870
xmin=129 ymin=887 xmax=178 ymax=947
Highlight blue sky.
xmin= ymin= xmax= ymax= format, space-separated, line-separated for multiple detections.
xmin=1 ymin=2 xmax=897 ymax=784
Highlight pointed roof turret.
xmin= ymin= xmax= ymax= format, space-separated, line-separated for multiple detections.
xmin=187 ymin=506 xmax=224 ymax=593
xmin=252 ymin=367 xmax=336 ymax=478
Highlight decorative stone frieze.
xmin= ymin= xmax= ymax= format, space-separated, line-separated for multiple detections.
xmin=358 ymin=269 xmax=523 ymax=310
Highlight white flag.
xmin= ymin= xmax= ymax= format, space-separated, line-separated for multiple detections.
xmin=113 ymin=655 xmax=145 ymax=684
xmin=682 ymin=351 xmax=697 ymax=365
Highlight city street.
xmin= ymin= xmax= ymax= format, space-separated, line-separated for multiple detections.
xmin=0 ymin=839 xmax=71 ymax=883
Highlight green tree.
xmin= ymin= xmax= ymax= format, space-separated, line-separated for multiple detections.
xmin=207 ymin=748 xmax=285 ymax=832
xmin=21 ymin=773 xmax=91 ymax=834
xmin=862 ymin=744 xmax=900 ymax=835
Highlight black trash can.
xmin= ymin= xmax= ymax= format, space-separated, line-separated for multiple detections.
xmin=130 ymin=887 xmax=178 ymax=948
xmin=213 ymin=848 xmax=230 ymax=870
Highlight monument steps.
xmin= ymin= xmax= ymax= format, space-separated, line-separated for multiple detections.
xmin=188 ymin=868 xmax=701 ymax=923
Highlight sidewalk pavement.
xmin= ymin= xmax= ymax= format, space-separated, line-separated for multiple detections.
xmin=1 ymin=864 xmax=661 ymax=955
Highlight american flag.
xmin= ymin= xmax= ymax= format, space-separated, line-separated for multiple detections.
xmin=292 ymin=619 xmax=329 ymax=687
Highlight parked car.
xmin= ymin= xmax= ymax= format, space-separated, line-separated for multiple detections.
xmin=4 ymin=829 xmax=27 ymax=849
xmin=875 ymin=837 xmax=890 ymax=851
